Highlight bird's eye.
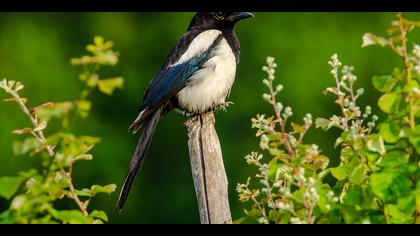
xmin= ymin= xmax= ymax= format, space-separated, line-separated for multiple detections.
xmin=214 ymin=12 xmax=225 ymax=20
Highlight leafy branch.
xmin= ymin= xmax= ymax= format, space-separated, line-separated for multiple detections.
xmin=0 ymin=36 xmax=123 ymax=224
xmin=0 ymin=80 xmax=55 ymax=156
xmin=238 ymin=12 xmax=420 ymax=224
xmin=236 ymin=57 xmax=335 ymax=224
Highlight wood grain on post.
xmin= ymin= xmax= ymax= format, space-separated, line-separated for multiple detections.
xmin=185 ymin=112 xmax=232 ymax=224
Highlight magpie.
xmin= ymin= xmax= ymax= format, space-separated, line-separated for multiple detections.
xmin=117 ymin=12 xmax=254 ymax=210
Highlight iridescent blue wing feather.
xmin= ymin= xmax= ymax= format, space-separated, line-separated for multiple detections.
xmin=128 ymin=34 xmax=223 ymax=132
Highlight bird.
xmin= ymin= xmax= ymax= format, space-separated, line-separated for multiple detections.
xmin=117 ymin=12 xmax=254 ymax=210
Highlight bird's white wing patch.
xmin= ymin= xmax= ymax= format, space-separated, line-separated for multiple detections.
xmin=173 ymin=30 xmax=222 ymax=66
xmin=177 ymin=37 xmax=237 ymax=113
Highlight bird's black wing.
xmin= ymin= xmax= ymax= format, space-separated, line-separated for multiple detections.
xmin=129 ymin=33 xmax=223 ymax=132
xmin=117 ymin=33 xmax=224 ymax=210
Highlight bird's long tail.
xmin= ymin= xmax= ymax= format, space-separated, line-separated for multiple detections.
xmin=117 ymin=106 xmax=164 ymax=211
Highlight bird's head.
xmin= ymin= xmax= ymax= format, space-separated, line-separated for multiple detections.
xmin=188 ymin=12 xmax=254 ymax=31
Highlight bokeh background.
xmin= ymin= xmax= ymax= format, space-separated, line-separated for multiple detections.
xmin=0 ymin=12 xmax=419 ymax=223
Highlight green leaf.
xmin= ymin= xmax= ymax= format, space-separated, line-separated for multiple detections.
xmin=0 ymin=176 xmax=23 ymax=199
xmin=90 ymin=210 xmax=108 ymax=222
xmin=244 ymin=207 xmax=260 ymax=218
xmin=416 ymin=183 xmax=420 ymax=216
xmin=362 ymin=33 xmax=388 ymax=47
xmin=75 ymin=154 xmax=93 ymax=161
xmin=340 ymin=206 xmax=362 ymax=224
xmin=409 ymin=125 xmax=420 ymax=154
xmin=397 ymin=194 xmax=416 ymax=213
xmin=267 ymin=158 xmax=282 ymax=180
xmin=339 ymin=145 xmax=354 ymax=163
xmin=330 ymin=166 xmax=348 ymax=180
xmin=379 ymin=120 xmax=400 ymax=143
xmin=51 ymin=209 xmax=93 ymax=224
xmin=343 ymin=187 xmax=363 ymax=207
xmin=36 ymin=101 xmax=74 ymax=122
xmin=380 ymin=150 xmax=409 ymax=169
xmin=12 ymin=137 xmax=40 ymax=156
xmin=76 ymin=100 xmax=91 ymax=118
xmin=98 ymin=77 xmax=124 ymax=95
xmin=54 ymin=171 xmax=70 ymax=188
xmin=268 ymin=210 xmax=278 ymax=222
xmin=80 ymin=136 xmax=101 ymax=145
xmin=378 ymin=92 xmax=401 ymax=114
xmin=89 ymin=184 xmax=117 ymax=197
xmin=233 ymin=217 xmax=257 ymax=224
xmin=363 ymin=149 xmax=380 ymax=170
xmin=385 ymin=195 xmax=416 ymax=224
xmin=366 ymin=134 xmax=386 ymax=155
xmin=385 ymin=204 xmax=413 ymax=224
xmin=349 ymin=164 xmax=365 ymax=185
xmin=371 ymin=171 xmax=413 ymax=202
xmin=75 ymin=189 xmax=91 ymax=197
xmin=372 ymin=75 xmax=398 ymax=92
xmin=77 ymin=100 xmax=91 ymax=111
xmin=403 ymin=80 xmax=420 ymax=93
xmin=33 ymin=121 xmax=47 ymax=132
xmin=291 ymin=122 xmax=305 ymax=134
xmin=315 ymin=185 xmax=330 ymax=213
xmin=86 ymin=74 xmax=99 ymax=87
xmin=94 ymin=36 xmax=104 ymax=46
xmin=0 ymin=78 xmax=7 ymax=88
xmin=10 ymin=195 xmax=26 ymax=210
xmin=315 ymin=117 xmax=332 ymax=130
xmin=410 ymin=136 xmax=420 ymax=155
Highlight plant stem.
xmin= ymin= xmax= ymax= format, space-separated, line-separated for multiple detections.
xmin=268 ymin=81 xmax=295 ymax=156
xmin=332 ymin=70 xmax=349 ymax=130
xmin=4 ymin=86 xmax=55 ymax=157
xmin=66 ymin=160 xmax=89 ymax=216
xmin=263 ymin=173 xmax=279 ymax=224
xmin=397 ymin=12 xmax=415 ymax=130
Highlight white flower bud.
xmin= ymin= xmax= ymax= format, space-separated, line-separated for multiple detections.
xmin=276 ymin=102 xmax=283 ymax=112
xmin=262 ymin=79 xmax=270 ymax=87
xmin=262 ymin=93 xmax=271 ymax=102
xmin=327 ymin=191 xmax=334 ymax=198
xmin=325 ymin=204 xmax=331 ymax=211
xmin=365 ymin=105 xmax=371 ymax=114
xmin=326 ymin=87 xmax=335 ymax=93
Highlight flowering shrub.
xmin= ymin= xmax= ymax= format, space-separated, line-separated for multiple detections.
xmin=237 ymin=13 xmax=420 ymax=224
xmin=0 ymin=36 xmax=122 ymax=224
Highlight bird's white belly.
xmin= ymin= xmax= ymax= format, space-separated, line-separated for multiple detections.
xmin=177 ymin=38 xmax=236 ymax=113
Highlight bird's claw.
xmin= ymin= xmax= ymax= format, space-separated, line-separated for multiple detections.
xmin=176 ymin=101 xmax=234 ymax=118
xmin=211 ymin=101 xmax=234 ymax=112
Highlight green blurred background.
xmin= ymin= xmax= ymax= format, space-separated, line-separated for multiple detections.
xmin=0 ymin=12 xmax=419 ymax=223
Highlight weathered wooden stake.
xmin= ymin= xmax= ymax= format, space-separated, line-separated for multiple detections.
xmin=185 ymin=112 xmax=232 ymax=224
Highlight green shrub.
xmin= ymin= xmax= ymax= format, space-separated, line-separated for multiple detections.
xmin=237 ymin=13 xmax=420 ymax=224
xmin=0 ymin=36 xmax=123 ymax=224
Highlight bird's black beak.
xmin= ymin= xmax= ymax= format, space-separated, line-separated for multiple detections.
xmin=228 ymin=12 xmax=254 ymax=22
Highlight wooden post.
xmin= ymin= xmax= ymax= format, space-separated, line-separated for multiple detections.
xmin=185 ymin=112 xmax=232 ymax=224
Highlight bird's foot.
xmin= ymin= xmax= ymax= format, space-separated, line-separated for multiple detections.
xmin=211 ymin=101 xmax=234 ymax=112
xmin=176 ymin=101 xmax=234 ymax=118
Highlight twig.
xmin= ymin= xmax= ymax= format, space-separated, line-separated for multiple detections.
xmin=267 ymin=80 xmax=295 ymax=156
xmin=66 ymin=160 xmax=89 ymax=216
xmin=1 ymin=83 xmax=55 ymax=157
xmin=397 ymin=12 xmax=415 ymax=130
